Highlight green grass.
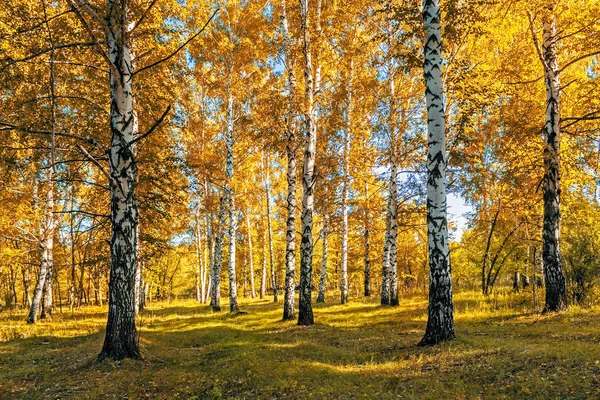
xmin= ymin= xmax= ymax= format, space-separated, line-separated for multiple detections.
xmin=2 ymin=292 xmax=600 ymax=399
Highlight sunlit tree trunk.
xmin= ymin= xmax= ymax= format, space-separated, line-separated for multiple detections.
xmin=246 ymin=213 xmax=256 ymax=298
xmin=263 ymin=154 xmax=278 ymax=302
xmin=363 ymin=181 xmax=371 ymax=297
xmin=540 ymin=12 xmax=567 ymax=312
xmin=99 ymin=0 xmax=141 ymax=360
xmin=260 ymin=229 xmax=267 ymax=299
xmin=204 ymin=178 xmax=214 ymax=304
xmin=211 ymin=195 xmax=227 ymax=312
xmin=298 ymin=0 xmax=317 ymax=326
xmin=28 ymin=182 xmax=54 ymax=323
xmin=340 ymin=58 xmax=353 ymax=305
xmin=228 ymin=197 xmax=239 ymax=312
xmin=419 ymin=0 xmax=455 ymax=346
xmin=386 ymin=20 xmax=399 ymax=307
xmin=316 ymin=222 xmax=328 ymax=303
xmin=282 ymin=0 xmax=297 ymax=319
xmin=380 ymin=210 xmax=391 ymax=305
xmin=223 ymin=87 xmax=240 ymax=312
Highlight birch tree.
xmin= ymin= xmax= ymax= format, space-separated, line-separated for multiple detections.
xmin=419 ymin=0 xmax=455 ymax=346
xmin=281 ymin=0 xmax=298 ymax=320
xmin=529 ymin=9 xmax=567 ymax=312
xmin=298 ymin=0 xmax=318 ymax=326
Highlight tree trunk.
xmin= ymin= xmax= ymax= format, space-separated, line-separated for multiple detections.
xmin=419 ymin=0 xmax=455 ymax=346
xmin=204 ymin=178 xmax=214 ymax=304
xmin=316 ymin=222 xmax=328 ymax=303
xmin=340 ymin=58 xmax=353 ymax=305
xmin=246 ymin=213 xmax=256 ymax=299
xmin=540 ymin=12 xmax=567 ymax=312
xmin=28 ymin=178 xmax=54 ymax=323
xmin=264 ymin=154 xmax=277 ymax=302
xmin=364 ymin=182 xmax=371 ymax=297
xmin=98 ymin=3 xmax=140 ymax=359
xmin=386 ymin=21 xmax=399 ymax=307
xmin=228 ymin=196 xmax=240 ymax=312
xmin=260 ymin=229 xmax=267 ymax=299
xmin=224 ymin=88 xmax=240 ymax=312
xmin=380 ymin=210 xmax=391 ymax=305
xmin=282 ymin=0 xmax=297 ymax=320
xmin=211 ymin=195 xmax=227 ymax=311
xmin=298 ymin=0 xmax=317 ymax=326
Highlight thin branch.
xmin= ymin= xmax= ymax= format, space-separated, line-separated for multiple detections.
xmin=130 ymin=105 xmax=172 ymax=146
xmin=134 ymin=8 xmax=219 ymax=76
xmin=17 ymin=9 xmax=74 ymax=34
xmin=527 ymin=11 xmax=548 ymax=71
xmin=0 ymin=121 xmax=106 ymax=153
xmin=69 ymin=0 xmax=104 ymax=23
xmin=76 ymin=144 xmax=111 ymax=181
xmin=559 ymin=51 xmax=600 ymax=74
xmin=55 ymin=209 xmax=110 ymax=218
xmin=67 ymin=0 xmax=116 ymax=72
xmin=129 ymin=0 xmax=160 ymax=36
xmin=1 ymin=42 xmax=98 ymax=71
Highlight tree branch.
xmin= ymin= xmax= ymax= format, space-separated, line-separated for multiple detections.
xmin=76 ymin=144 xmax=111 ymax=182
xmin=130 ymin=105 xmax=172 ymax=146
xmin=134 ymin=8 xmax=219 ymax=76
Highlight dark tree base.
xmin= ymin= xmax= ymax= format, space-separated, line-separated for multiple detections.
xmin=389 ymin=298 xmax=399 ymax=306
xmin=282 ymin=312 xmax=295 ymax=321
xmin=297 ymin=308 xmax=314 ymax=326
xmin=417 ymin=330 xmax=455 ymax=347
xmin=316 ymin=297 xmax=325 ymax=303
xmin=212 ymin=305 xmax=221 ymax=312
xmin=98 ymin=345 xmax=142 ymax=361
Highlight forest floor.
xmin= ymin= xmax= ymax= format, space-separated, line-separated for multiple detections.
xmin=1 ymin=291 xmax=600 ymax=399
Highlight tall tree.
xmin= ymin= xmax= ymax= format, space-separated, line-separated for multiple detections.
xmin=419 ymin=0 xmax=455 ymax=346
xmin=530 ymin=9 xmax=567 ymax=312
xmin=281 ymin=0 xmax=298 ymax=320
xmin=298 ymin=0 xmax=318 ymax=326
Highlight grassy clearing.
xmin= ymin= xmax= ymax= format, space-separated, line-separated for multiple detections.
xmin=1 ymin=292 xmax=600 ymax=399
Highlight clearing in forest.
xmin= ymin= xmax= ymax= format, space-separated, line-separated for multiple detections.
xmin=1 ymin=292 xmax=600 ymax=399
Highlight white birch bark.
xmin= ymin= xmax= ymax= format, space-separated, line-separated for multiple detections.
xmin=211 ymin=195 xmax=227 ymax=311
xmin=282 ymin=0 xmax=297 ymax=320
xmin=540 ymin=12 xmax=567 ymax=312
xmin=246 ymin=213 xmax=256 ymax=299
xmin=316 ymin=222 xmax=328 ymax=303
xmin=298 ymin=0 xmax=317 ymax=326
xmin=265 ymin=156 xmax=277 ymax=302
xmin=225 ymin=89 xmax=240 ymax=312
xmin=340 ymin=58 xmax=353 ymax=305
xmin=363 ymin=181 xmax=371 ymax=297
xmin=419 ymin=0 xmax=455 ymax=345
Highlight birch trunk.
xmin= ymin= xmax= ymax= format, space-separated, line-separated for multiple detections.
xmin=211 ymin=195 xmax=227 ymax=311
xmin=27 ymin=183 xmax=54 ymax=323
xmin=204 ymin=179 xmax=214 ymax=304
xmin=386 ymin=22 xmax=399 ymax=307
xmin=99 ymin=1 xmax=140 ymax=359
xmin=380 ymin=210 xmax=391 ymax=305
xmin=364 ymin=182 xmax=371 ymax=297
xmin=260 ymin=229 xmax=267 ymax=299
xmin=419 ymin=0 xmax=454 ymax=346
xmin=316 ymin=223 xmax=328 ymax=303
xmin=540 ymin=13 xmax=567 ymax=312
xmin=228 ymin=196 xmax=239 ymax=312
xmin=246 ymin=213 xmax=256 ymax=299
xmin=298 ymin=0 xmax=317 ymax=326
xmin=340 ymin=58 xmax=353 ymax=305
xmin=224 ymin=88 xmax=240 ymax=312
xmin=264 ymin=154 xmax=278 ymax=302
xmin=282 ymin=0 xmax=297 ymax=320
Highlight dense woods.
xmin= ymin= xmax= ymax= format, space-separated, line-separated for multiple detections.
xmin=2 ymin=0 xmax=600 ymax=382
